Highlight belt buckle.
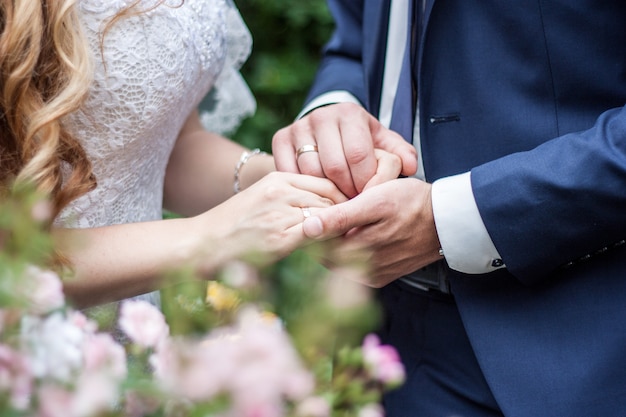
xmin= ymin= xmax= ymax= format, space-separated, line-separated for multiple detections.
xmin=402 ymin=260 xmax=449 ymax=294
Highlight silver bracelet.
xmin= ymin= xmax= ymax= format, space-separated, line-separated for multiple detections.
xmin=233 ymin=148 xmax=267 ymax=194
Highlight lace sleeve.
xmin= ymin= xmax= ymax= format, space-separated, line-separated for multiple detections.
xmin=199 ymin=0 xmax=256 ymax=135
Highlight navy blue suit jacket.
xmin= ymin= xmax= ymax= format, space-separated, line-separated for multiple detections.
xmin=306 ymin=1 xmax=626 ymax=415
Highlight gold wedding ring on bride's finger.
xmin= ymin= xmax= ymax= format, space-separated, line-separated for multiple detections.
xmin=296 ymin=144 xmax=318 ymax=159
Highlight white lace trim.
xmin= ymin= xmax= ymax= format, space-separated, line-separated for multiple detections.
xmin=199 ymin=1 xmax=256 ymax=135
xmin=57 ymin=0 xmax=255 ymax=313
xmin=60 ymin=0 xmax=254 ymax=229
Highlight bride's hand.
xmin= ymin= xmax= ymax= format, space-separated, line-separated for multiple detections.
xmin=193 ymin=172 xmax=347 ymax=272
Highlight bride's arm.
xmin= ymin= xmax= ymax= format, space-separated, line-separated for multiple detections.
xmin=55 ymin=215 xmax=210 ymax=308
xmin=56 ymin=111 xmax=346 ymax=309
xmin=163 ymin=110 xmax=275 ymax=217
xmin=57 ymin=171 xmax=344 ymax=308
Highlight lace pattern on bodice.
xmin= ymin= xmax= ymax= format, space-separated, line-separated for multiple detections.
xmin=61 ymin=0 xmax=254 ymax=229
xmin=59 ymin=0 xmax=255 ymax=309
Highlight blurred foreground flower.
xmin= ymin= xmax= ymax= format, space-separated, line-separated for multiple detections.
xmin=362 ymin=334 xmax=406 ymax=389
xmin=0 ymin=186 xmax=405 ymax=416
xmin=119 ymin=300 xmax=169 ymax=349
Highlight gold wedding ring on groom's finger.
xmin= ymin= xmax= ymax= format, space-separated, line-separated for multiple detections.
xmin=296 ymin=144 xmax=318 ymax=159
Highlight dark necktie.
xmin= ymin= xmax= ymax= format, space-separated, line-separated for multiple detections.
xmin=389 ymin=0 xmax=418 ymax=144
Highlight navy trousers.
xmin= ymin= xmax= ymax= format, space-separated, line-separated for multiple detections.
xmin=377 ymin=281 xmax=503 ymax=417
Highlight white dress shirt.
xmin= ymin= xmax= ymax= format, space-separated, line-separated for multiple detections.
xmin=300 ymin=0 xmax=505 ymax=274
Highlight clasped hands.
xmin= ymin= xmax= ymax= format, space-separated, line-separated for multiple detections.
xmin=272 ymin=103 xmax=443 ymax=288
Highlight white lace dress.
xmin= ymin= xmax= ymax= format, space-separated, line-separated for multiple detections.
xmin=59 ymin=0 xmax=255 ymax=317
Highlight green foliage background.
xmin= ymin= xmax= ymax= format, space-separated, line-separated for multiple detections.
xmin=229 ymin=0 xmax=334 ymax=151
xmin=191 ymin=2 xmax=362 ymax=328
xmin=231 ymin=0 xmax=333 ymax=321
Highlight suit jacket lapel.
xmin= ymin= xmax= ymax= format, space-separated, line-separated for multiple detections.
xmin=418 ymin=0 xmax=435 ymax=94
xmin=423 ymin=0 xmax=435 ymax=27
xmin=363 ymin=0 xmax=391 ymax=117
xmin=420 ymin=0 xmax=436 ymax=51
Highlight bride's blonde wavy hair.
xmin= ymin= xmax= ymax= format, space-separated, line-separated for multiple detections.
xmin=0 ymin=0 xmax=175 ymax=220
xmin=1 ymin=0 xmax=95 ymax=219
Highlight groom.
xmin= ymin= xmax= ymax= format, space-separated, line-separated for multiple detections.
xmin=273 ymin=1 xmax=626 ymax=416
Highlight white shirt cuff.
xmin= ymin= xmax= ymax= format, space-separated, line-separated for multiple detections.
xmin=431 ymin=172 xmax=506 ymax=274
xmin=296 ymin=91 xmax=362 ymax=120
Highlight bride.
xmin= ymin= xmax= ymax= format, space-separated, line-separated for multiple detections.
xmin=0 ymin=0 xmax=402 ymax=310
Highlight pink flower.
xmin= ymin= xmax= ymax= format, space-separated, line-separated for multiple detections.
xmin=151 ymin=306 xmax=314 ymax=414
xmin=82 ymin=333 xmax=127 ymax=379
xmin=67 ymin=311 xmax=97 ymax=334
xmin=151 ymin=337 xmax=232 ymax=401
xmin=31 ymin=200 xmax=52 ymax=222
xmin=0 ymin=344 xmax=33 ymax=410
xmin=118 ymin=300 xmax=169 ymax=349
xmin=358 ymin=403 xmax=385 ymax=417
xmin=361 ymin=334 xmax=405 ymax=387
xmin=296 ymin=396 xmax=331 ymax=417
xmin=72 ymin=372 xmax=121 ymax=417
xmin=23 ymin=266 xmax=65 ymax=314
xmin=221 ymin=261 xmax=261 ymax=289
xmin=37 ymin=384 xmax=73 ymax=417
xmin=21 ymin=313 xmax=84 ymax=382
xmin=38 ymin=333 xmax=126 ymax=417
xmin=38 ymin=376 xmax=119 ymax=417
xmin=225 ymin=313 xmax=314 ymax=417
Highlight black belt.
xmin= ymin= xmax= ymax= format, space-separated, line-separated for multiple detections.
xmin=400 ymin=260 xmax=450 ymax=294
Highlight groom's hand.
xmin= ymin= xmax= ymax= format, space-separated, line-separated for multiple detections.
xmin=272 ymin=102 xmax=417 ymax=198
xmin=302 ymin=178 xmax=443 ymax=288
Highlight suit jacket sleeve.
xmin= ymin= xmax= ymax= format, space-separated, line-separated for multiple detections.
xmin=304 ymin=0 xmax=367 ymax=107
xmin=471 ymin=106 xmax=626 ymax=285
xmin=417 ymin=1 xmax=626 ymax=286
